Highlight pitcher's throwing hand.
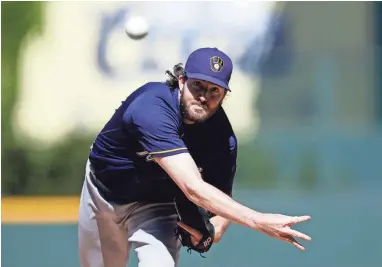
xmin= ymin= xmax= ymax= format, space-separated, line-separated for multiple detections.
xmin=255 ymin=214 xmax=311 ymax=251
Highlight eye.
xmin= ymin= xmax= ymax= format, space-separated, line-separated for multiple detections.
xmin=193 ymin=81 xmax=201 ymax=87
xmin=211 ymin=87 xmax=220 ymax=94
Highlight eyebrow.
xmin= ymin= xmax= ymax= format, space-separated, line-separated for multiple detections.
xmin=208 ymin=85 xmax=223 ymax=91
xmin=193 ymin=80 xmax=223 ymax=91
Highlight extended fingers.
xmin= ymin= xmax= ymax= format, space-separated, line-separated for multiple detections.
xmin=291 ymin=240 xmax=305 ymax=251
xmin=284 ymin=216 xmax=312 ymax=241
xmin=284 ymin=228 xmax=311 ymax=241
xmin=284 ymin=215 xmax=311 ymax=227
xmin=293 ymin=215 xmax=311 ymax=223
xmin=282 ymin=235 xmax=306 ymax=251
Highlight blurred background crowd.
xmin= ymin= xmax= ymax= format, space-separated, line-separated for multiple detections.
xmin=2 ymin=1 xmax=381 ymax=267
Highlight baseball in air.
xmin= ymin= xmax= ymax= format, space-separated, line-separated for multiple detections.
xmin=124 ymin=16 xmax=149 ymax=40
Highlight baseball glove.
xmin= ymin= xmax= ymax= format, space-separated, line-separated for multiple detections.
xmin=174 ymin=193 xmax=215 ymax=255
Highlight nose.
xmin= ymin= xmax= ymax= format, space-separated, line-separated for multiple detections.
xmin=199 ymin=95 xmax=207 ymax=104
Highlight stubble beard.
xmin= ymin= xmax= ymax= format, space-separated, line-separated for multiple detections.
xmin=180 ymin=90 xmax=221 ymax=124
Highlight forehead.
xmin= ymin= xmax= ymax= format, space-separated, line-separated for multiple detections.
xmin=187 ymin=78 xmax=225 ymax=91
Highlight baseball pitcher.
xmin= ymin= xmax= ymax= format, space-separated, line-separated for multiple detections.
xmin=78 ymin=47 xmax=311 ymax=267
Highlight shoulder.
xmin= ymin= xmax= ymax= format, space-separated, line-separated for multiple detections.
xmin=125 ymin=82 xmax=180 ymax=125
xmin=143 ymin=81 xmax=171 ymax=91
xmin=127 ymin=82 xmax=177 ymax=110
xmin=134 ymin=82 xmax=176 ymax=104
xmin=210 ymin=108 xmax=238 ymax=150
xmin=143 ymin=82 xmax=174 ymax=96
xmin=210 ymin=108 xmax=235 ymax=135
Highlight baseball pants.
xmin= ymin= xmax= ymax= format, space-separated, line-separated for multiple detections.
xmin=78 ymin=160 xmax=181 ymax=267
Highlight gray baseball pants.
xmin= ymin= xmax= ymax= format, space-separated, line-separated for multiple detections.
xmin=78 ymin=160 xmax=181 ymax=267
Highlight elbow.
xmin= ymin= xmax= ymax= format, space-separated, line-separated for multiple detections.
xmin=183 ymin=180 xmax=205 ymax=206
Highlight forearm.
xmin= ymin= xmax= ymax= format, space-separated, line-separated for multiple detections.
xmin=155 ymin=153 xmax=263 ymax=230
xmin=188 ymin=181 xmax=262 ymax=230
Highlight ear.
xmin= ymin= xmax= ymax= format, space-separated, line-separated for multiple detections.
xmin=178 ymin=75 xmax=186 ymax=90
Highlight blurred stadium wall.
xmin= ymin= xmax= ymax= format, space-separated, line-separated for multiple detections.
xmin=2 ymin=2 xmax=382 ymax=267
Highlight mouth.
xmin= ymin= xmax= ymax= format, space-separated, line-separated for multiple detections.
xmin=192 ymin=104 xmax=208 ymax=112
xmin=192 ymin=102 xmax=207 ymax=109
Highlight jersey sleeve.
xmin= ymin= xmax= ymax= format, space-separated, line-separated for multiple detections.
xmin=123 ymin=94 xmax=188 ymax=158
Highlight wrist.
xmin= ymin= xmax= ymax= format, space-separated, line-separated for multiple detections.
xmin=248 ymin=210 xmax=264 ymax=229
xmin=221 ymin=218 xmax=231 ymax=231
xmin=210 ymin=216 xmax=230 ymax=232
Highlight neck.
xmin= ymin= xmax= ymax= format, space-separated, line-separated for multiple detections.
xmin=183 ymin=119 xmax=195 ymax=125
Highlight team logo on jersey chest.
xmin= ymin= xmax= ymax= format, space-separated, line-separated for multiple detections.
xmin=210 ymin=56 xmax=224 ymax=72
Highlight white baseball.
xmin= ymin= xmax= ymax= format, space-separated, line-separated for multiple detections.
xmin=124 ymin=16 xmax=149 ymax=40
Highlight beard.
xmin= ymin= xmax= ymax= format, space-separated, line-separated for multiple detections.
xmin=180 ymin=90 xmax=221 ymax=123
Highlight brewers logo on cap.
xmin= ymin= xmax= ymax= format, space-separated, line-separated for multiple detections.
xmin=210 ymin=56 xmax=224 ymax=72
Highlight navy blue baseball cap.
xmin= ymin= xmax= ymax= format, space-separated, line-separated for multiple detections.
xmin=184 ymin=47 xmax=233 ymax=91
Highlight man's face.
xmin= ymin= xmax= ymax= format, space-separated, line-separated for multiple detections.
xmin=178 ymin=77 xmax=227 ymax=124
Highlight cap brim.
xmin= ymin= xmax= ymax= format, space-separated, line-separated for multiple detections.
xmin=186 ymin=72 xmax=231 ymax=91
